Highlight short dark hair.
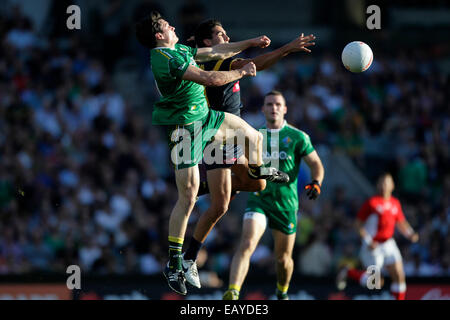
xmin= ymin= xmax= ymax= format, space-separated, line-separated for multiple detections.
xmin=264 ymin=90 xmax=286 ymax=106
xmin=135 ymin=11 xmax=163 ymax=49
xmin=194 ymin=19 xmax=223 ymax=48
xmin=264 ymin=90 xmax=284 ymax=99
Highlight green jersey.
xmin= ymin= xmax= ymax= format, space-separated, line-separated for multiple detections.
xmin=247 ymin=121 xmax=315 ymax=212
xmin=150 ymin=44 xmax=209 ymax=125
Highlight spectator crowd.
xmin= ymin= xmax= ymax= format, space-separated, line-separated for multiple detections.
xmin=0 ymin=1 xmax=449 ymax=286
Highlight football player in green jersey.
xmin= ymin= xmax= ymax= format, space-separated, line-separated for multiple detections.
xmin=223 ymin=91 xmax=325 ymax=300
xmin=182 ymin=19 xmax=315 ymax=290
xmin=135 ymin=12 xmax=289 ymax=295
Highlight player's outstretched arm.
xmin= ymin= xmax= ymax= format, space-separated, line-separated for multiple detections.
xmin=182 ymin=62 xmax=256 ymax=87
xmin=195 ymin=36 xmax=271 ymax=62
xmin=230 ymin=33 xmax=316 ymax=71
xmin=396 ymin=220 xmax=419 ymax=243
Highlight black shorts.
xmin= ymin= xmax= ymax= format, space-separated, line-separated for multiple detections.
xmin=203 ymin=144 xmax=244 ymax=170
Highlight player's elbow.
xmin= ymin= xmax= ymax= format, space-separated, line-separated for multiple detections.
xmin=190 ymin=74 xmax=215 ymax=87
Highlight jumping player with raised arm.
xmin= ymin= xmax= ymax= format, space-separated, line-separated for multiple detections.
xmin=223 ymin=91 xmax=324 ymax=300
xmin=135 ymin=11 xmax=289 ymax=295
xmin=181 ymin=19 xmax=316 ymax=290
xmin=336 ymin=173 xmax=419 ymax=300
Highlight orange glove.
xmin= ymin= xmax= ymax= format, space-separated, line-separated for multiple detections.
xmin=304 ymin=180 xmax=321 ymax=200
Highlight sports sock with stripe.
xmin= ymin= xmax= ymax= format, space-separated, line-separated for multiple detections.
xmin=168 ymin=236 xmax=183 ymax=270
xmin=229 ymin=284 xmax=241 ymax=293
xmin=277 ymin=283 xmax=289 ymax=294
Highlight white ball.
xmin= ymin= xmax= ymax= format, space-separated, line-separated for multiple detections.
xmin=341 ymin=41 xmax=373 ymax=73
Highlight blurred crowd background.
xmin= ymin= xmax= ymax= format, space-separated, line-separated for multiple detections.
xmin=0 ymin=0 xmax=449 ymax=288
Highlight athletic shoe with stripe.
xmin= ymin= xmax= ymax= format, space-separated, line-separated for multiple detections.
xmin=248 ymin=166 xmax=290 ymax=184
xmin=182 ymin=254 xmax=201 ymax=289
xmin=163 ymin=263 xmax=187 ymax=295
xmin=276 ymin=289 xmax=289 ymax=300
xmin=223 ymin=289 xmax=239 ymax=300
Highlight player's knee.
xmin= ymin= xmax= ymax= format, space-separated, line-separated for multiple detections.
xmin=239 ymin=238 xmax=257 ymax=255
xmin=276 ymin=254 xmax=292 ymax=268
xmin=178 ymin=186 xmax=198 ymax=208
xmin=210 ymin=198 xmax=230 ymax=219
xmin=213 ymin=201 xmax=229 ymax=217
xmin=246 ymin=129 xmax=262 ymax=147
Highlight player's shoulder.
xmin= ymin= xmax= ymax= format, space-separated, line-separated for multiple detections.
xmin=285 ymin=123 xmax=305 ymax=134
xmin=151 ymin=47 xmax=175 ymax=62
xmin=175 ymin=43 xmax=191 ymax=52
xmin=153 ymin=45 xmax=191 ymax=59
xmin=390 ymin=196 xmax=402 ymax=205
xmin=367 ymin=195 xmax=381 ymax=206
xmin=285 ymin=123 xmax=310 ymax=139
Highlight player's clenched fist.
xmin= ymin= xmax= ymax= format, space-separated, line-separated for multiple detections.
xmin=241 ymin=62 xmax=257 ymax=77
xmin=251 ymin=35 xmax=271 ymax=48
xmin=304 ymin=180 xmax=321 ymax=200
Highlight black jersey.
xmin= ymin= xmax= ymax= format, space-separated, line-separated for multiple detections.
xmin=198 ymin=58 xmax=242 ymax=116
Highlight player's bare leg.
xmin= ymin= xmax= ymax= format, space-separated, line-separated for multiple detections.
xmin=385 ymin=261 xmax=407 ymax=300
xmin=272 ymin=229 xmax=296 ymax=300
xmin=197 ymin=155 xmax=266 ymax=198
xmin=197 ymin=112 xmax=287 ymax=198
xmin=213 ymin=112 xmax=289 ymax=183
xmin=164 ymin=165 xmax=200 ymax=295
xmin=223 ymin=214 xmax=266 ymax=300
xmin=183 ymin=167 xmax=232 ymax=288
xmin=169 ymin=166 xmax=200 ymax=240
xmin=183 ymin=111 xmax=277 ymax=288
xmin=231 ymin=158 xmax=266 ymax=192
xmin=194 ymin=168 xmax=232 ymax=242
xmin=213 ymin=112 xmax=262 ymax=165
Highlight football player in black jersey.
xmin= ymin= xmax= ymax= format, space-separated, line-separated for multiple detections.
xmin=181 ymin=19 xmax=315 ymax=289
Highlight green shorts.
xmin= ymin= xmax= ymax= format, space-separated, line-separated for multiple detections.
xmin=244 ymin=204 xmax=298 ymax=235
xmin=167 ymin=109 xmax=225 ymax=170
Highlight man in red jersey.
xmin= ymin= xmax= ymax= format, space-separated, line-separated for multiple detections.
xmin=336 ymin=173 xmax=419 ymax=300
